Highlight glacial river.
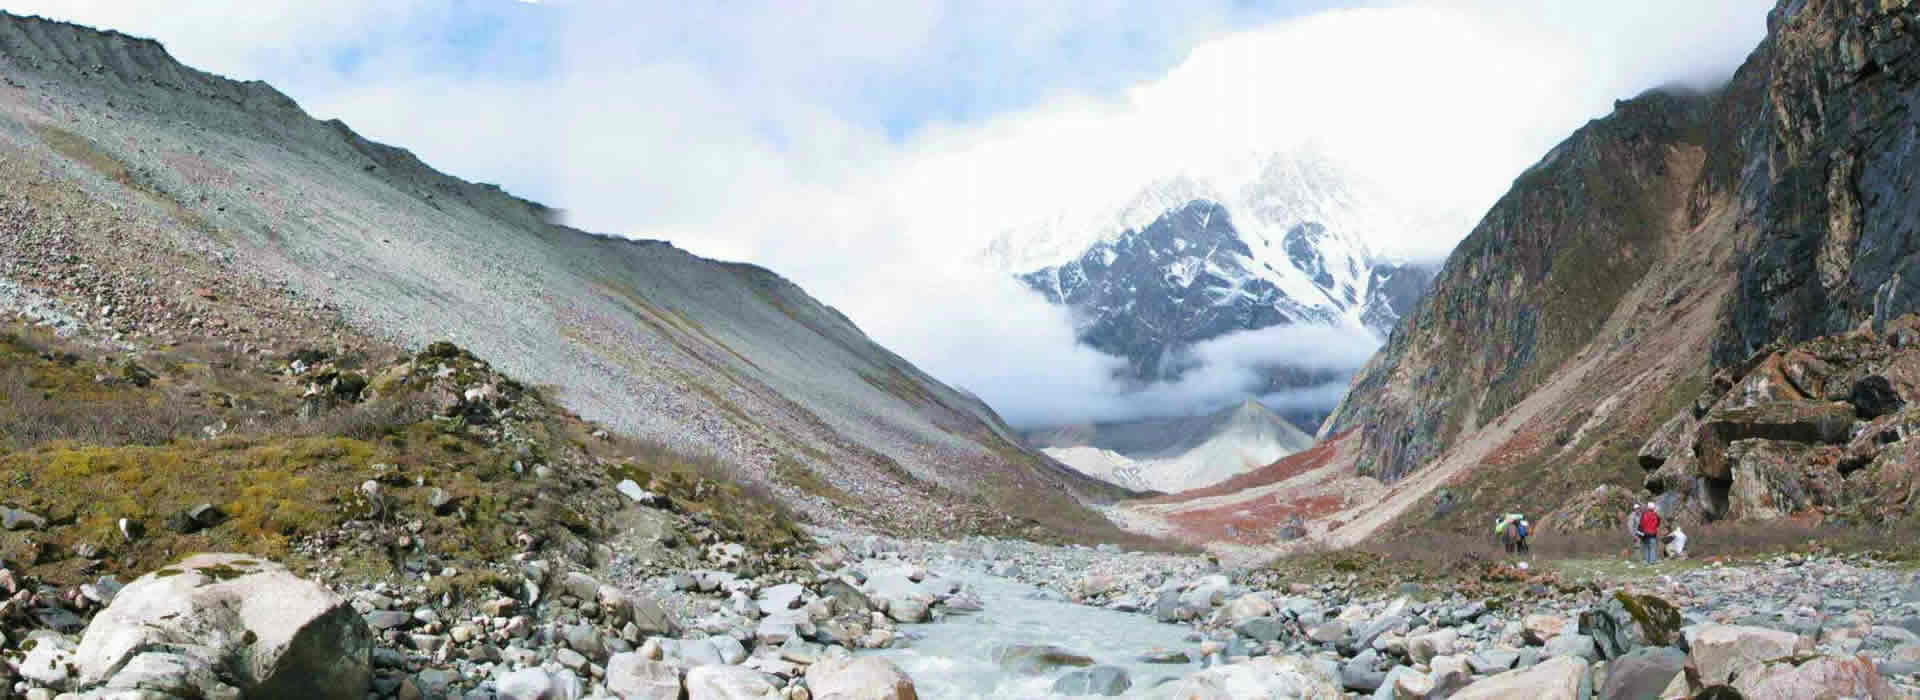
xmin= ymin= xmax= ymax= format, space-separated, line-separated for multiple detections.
xmin=861 ymin=564 xmax=1201 ymax=699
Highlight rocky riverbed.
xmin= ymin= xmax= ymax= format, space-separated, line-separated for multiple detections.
xmin=5 ymin=528 xmax=1920 ymax=699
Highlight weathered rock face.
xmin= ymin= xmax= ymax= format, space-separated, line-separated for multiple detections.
xmin=1599 ymin=647 xmax=1685 ymax=700
xmin=685 ymin=664 xmax=781 ymax=700
xmin=804 ymin=656 xmax=919 ymax=700
xmin=1722 ymin=439 xmax=1846 ymax=519
xmin=71 ymin=553 xmax=372 ymax=700
xmin=1313 ymin=0 xmax=1920 ymax=535
xmin=1848 ymin=439 xmax=1920 ymax=521
xmin=1451 ymin=656 xmax=1588 ymax=700
xmin=606 ymin=653 xmax=683 ymax=700
xmin=1721 ymin=0 xmax=1920 ymax=362
xmin=1625 ymin=319 xmax=1920 ymax=523
xmin=1693 ymin=401 xmax=1854 ymax=480
xmin=1683 ymin=624 xmax=1804 ymax=685
xmin=1322 ymin=89 xmax=1712 ymax=483
xmin=1729 ymin=654 xmax=1896 ymax=699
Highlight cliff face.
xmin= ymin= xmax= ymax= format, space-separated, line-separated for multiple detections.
xmin=1323 ymin=91 xmax=1716 ymax=482
xmin=1315 ymin=0 xmax=1920 ymax=536
xmin=0 ymin=12 xmax=1129 ymax=539
xmin=1721 ymin=0 xmax=1920 ymax=361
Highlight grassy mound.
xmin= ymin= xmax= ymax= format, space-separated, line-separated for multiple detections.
xmin=0 ymin=326 xmax=804 ymax=585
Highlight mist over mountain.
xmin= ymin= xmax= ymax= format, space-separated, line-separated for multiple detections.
xmin=988 ymin=146 xmax=1448 ymax=432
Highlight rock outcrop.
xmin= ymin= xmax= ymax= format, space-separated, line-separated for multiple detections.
xmin=70 ymin=554 xmax=371 ymax=699
xmin=1310 ymin=0 xmax=1920 ymax=536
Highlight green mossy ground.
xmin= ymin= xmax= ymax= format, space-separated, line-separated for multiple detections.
xmin=0 ymin=325 xmax=804 ymax=585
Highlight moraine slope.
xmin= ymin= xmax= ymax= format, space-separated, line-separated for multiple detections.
xmin=1027 ymin=399 xmax=1314 ymax=494
xmin=0 ymin=12 xmax=1130 ymax=538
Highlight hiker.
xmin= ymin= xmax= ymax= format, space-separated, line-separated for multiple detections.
xmin=1665 ymin=526 xmax=1688 ymax=559
xmin=1493 ymin=512 xmax=1524 ymax=555
xmin=1515 ymin=517 xmax=1531 ymax=556
xmin=1636 ymin=502 xmax=1662 ymax=564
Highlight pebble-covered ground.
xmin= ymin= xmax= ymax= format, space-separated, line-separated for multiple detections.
xmin=8 ymin=514 xmax=1920 ymax=699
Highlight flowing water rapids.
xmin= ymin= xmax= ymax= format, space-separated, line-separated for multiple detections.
xmin=860 ymin=564 xmax=1201 ymax=698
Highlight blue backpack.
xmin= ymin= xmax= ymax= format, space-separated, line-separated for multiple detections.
xmin=1516 ymin=520 xmax=1529 ymax=538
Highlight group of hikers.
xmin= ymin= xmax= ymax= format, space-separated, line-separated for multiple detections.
xmin=1490 ymin=502 xmax=1688 ymax=563
xmin=1630 ymin=502 xmax=1686 ymax=564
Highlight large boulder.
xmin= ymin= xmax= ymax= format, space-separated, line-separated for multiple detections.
xmin=1604 ymin=591 xmax=1686 ymax=651
xmin=685 ymin=664 xmax=781 ymax=700
xmin=1722 ymin=439 xmax=1845 ymax=519
xmin=822 ymin=578 xmax=872 ymax=617
xmin=1728 ymin=654 xmax=1896 ymax=699
xmin=1523 ymin=614 xmax=1569 ymax=645
xmin=1639 ymin=411 xmax=1699 ymax=471
xmin=1544 ymin=633 xmax=1600 ymax=661
xmin=1144 ymin=655 xmax=1341 ymax=700
xmin=1052 ymin=666 xmax=1131 ymax=697
xmin=884 ymin=595 xmax=933 ymax=624
xmin=1599 ymin=646 xmax=1684 ymax=700
xmin=1178 ymin=576 xmax=1231 ymax=619
xmin=1850 ymin=375 xmax=1905 ymax=419
xmin=1344 ymin=614 xmax=1407 ymax=656
xmin=1452 ymin=656 xmax=1589 ymax=700
xmin=1407 ymin=629 xmax=1459 ymax=664
xmin=0 ymin=506 xmax=47 ymax=531
xmin=1340 ymin=649 xmax=1389 ymax=692
xmin=72 ymin=554 xmax=372 ymax=700
xmin=1224 ymin=593 xmax=1276 ymax=626
xmin=805 ymin=656 xmax=919 ymax=700
xmin=992 ymin=644 xmax=1094 ymax=675
xmin=17 ymin=635 xmax=78 ymax=690
xmin=605 ymin=653 xmax=682 ymax=700
xmin=1694 ymin=401 xmax=1854 ymax=480
xmin=1682 ymin=624 xmax=1802 ymax=685
xmin=495 ymin=668 xmax=561 ymax=700
xmin=1846 ymin=439 xmax=1920 ymax=522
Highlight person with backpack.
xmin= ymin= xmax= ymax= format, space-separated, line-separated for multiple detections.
xmin=1515 ymin=517 xmax=1531 ymax=556
xmin=1493 ymin=512 xmax=1525 ymax=555
xmin=1636 ymin=502 xmax=1662 ymax=564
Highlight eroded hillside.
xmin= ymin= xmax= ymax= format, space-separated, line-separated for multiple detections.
xmin=1182 ymin=0 xmax=1920 ymax=544
xmin=0 ymin=12 xmax=1134 ymax=540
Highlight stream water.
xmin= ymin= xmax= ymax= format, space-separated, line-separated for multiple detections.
xmin=861 ymin=565 xmax=1201 ymax=699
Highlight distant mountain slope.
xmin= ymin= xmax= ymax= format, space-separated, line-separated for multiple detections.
xmin=1026 ymin=399 xmax=1314 ymax=493
xmin=991 ymin=147 xmax=1442 ymax=430
xmin=0 ymin=12 xmax=1131 ymax=539
xmin=1297 ymin=0 xmax=1920 ymax=542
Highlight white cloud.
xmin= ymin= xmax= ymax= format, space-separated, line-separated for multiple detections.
xmin=5 ymin=0 xmax=1776 ymax=428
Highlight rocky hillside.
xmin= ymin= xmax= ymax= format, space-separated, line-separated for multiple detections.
xmin=0 ymin=12 xmax=1130 ymax=539
xmin=1305 ymin=0 xmax=1920 ymax=540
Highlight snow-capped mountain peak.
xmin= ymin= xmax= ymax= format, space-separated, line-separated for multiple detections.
xmin=991 ymin=143 xmax=1447 ymax=429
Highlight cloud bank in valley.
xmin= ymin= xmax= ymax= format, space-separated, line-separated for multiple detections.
xmin=11 ymin=0 xmax=1776 ymax=428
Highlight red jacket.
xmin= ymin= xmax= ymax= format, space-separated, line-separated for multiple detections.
xmin=1638 ymin=509 xmax=1661 ymax=536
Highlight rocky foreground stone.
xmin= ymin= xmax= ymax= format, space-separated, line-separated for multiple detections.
xmin=8 ymin=535 xmax=1920 ymax=699
xmin=853 ymin=536 xmax=1920 ymax=699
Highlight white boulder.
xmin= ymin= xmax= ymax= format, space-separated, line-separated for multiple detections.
xmin=72 ymin=554 xmax=371 ymax=700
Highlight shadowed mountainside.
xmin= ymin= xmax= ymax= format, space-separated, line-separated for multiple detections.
xmin=1120 ymin=0 xmax=1920 ymax=550
xmin=1311 ymin=0 xmax=1920 ymax=540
